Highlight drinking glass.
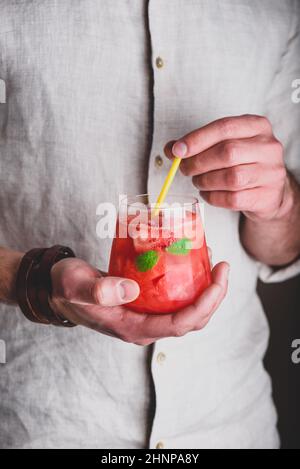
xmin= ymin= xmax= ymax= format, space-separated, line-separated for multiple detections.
xmin=109 ymin=194 xmax=212 ymax=314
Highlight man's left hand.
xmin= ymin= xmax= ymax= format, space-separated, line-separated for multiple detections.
xmin=165 ymin=115 xmax=291 ymax=222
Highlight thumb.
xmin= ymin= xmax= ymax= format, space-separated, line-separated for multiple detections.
xmin=51 ymin=258 xmax=140 ymax=307
xmin=65 ymin=277 xmax=140 ymax=306
xmin=93 ymin=277 xmax=140 ymax=307
xmin=69 ymin=277 xmax=140 ymax=306
xmin=69 ymin=276 xmax=140 ymax=307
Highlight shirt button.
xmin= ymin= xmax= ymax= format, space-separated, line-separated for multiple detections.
xmin=156 ymin=352 xmax=166 ymax=364
xmin=156 ymin=441 xmax=165 ymax=449
xmin=155 ymin=56 xmax=164 ymax=69
xmin=155 ymin=155 xmax=163 ymax=168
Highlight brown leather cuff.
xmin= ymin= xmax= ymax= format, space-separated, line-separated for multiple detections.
xmin=16 ymin=245 xmax=76 ymax=327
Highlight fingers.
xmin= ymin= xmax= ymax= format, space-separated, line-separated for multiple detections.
xmin=165 ymin=130 xmax=285 ymax=219
xmin=207 ymin=247 xmax=213 ymax=268
xmin=196 ymin=261 xmax=229 ymax=317
xmin=164 ymin=140 xmax=177 ymax=160
xmin=170 ymin=115 xmax=272 ymax=158
xmin=99 ymin=262 xmax=229 ymax=345
xmin=139 ymin=262 xmax=229 ymax=339
xmin=174 ymin=261 xmax=229 ymax=329
xmin=53 ymin=257 xmax=228 ymax=345
xmin=200 ymin=187 xmax=271 ymax=212
xmin=180 ymin=138 xmax=281 ymax=177
xmin=192 ymin=163 xmax=285 ymax=192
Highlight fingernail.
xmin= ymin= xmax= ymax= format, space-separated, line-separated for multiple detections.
xmin=172 ymin=141 xmax=188 ymax=157
xmin=117 ymin=279 xmax=140 ymax=302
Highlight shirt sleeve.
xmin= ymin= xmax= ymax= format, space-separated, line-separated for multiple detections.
xmin=259 ymin=1 xmax=300 ymax=284
xmin=258 ymin=259 xmax=300 ymax=284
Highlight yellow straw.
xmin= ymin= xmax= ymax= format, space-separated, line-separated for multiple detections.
xmin=153 ymin=156 xmax=182 ymax=216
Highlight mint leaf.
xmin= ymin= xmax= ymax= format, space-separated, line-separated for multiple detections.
xmin=166 ymin=238 xmax=192 ymax=255
xmin=135 ymin=250 xmax=159 ymax=272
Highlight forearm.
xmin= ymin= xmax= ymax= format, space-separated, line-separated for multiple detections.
xmin=240 ymin=174 xmax=300 ymax=266
xmin=0 ymin=247 xmax=23 ymax=304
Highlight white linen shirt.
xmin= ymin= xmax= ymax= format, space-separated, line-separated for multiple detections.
xmin=0 ymin=0 xmax=299 ymax=449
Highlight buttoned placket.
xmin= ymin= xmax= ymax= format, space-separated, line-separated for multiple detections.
xmin=147 ymin=2 xmax=172 ymax=199
xmin=150 ymin=346 xmax=170 ymax=450
xmin=146 ymin=0 xmax=179 ymax=450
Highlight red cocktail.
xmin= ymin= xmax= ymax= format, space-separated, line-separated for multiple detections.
xmin=109 ymin=195 xmax=212 ymax=314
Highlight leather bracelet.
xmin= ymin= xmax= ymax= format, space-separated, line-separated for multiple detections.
xmin=37 ymin=245 xmax=76 ymax=327
xmin=16 ymin=245 xmax=76 ymax=327
xmin=16 ymin=248 xmax=49 ymax=324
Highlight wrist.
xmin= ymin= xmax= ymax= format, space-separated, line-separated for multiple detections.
xmin=240 ymin=173 xmax=300 ymax=266
xmin=10 ymin=252 xmax=24 ymax=303
xmin=0 ymin=248 xmax=24 ymax=304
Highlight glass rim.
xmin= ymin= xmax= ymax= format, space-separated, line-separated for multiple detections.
xmin=119 ymin=193 xmax=199 ymax=210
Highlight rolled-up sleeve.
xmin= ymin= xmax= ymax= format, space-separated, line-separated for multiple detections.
xmin=258 ymin=259 xmax=300 ymax=283
xmin=260 ymin=1 xmax=300 ymax=283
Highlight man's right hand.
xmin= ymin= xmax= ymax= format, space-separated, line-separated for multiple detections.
xmin=50 ymin=258 xmax=229 ymax=346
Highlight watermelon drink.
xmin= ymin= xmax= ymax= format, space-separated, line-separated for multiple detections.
xmin=109 ymin=195 xmax=212 ymax=314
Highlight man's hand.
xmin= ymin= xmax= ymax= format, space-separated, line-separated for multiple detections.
xmin=165 ymin=115 xmax=300 ymax=266
xmin=50 ymin=258 xmax=229 ymax=346
xmin=165 ymin=115 xmax=289 ymax=222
